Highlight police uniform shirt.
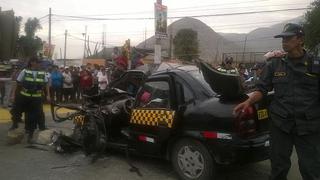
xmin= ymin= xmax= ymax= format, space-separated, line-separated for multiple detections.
xmin=255 ymin=52 xmax=320 ymax=135
xmin=17 ymin=69 xmax=49 ymax=83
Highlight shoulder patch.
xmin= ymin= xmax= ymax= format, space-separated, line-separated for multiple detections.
xmin=274 ymin=72 xmax=286 ymax=77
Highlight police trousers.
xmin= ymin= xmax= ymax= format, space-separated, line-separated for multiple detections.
xmin=11 ymin=94 xmax=43 ymax=133
xmin=270 ymin=124 xmax=320 ymax=180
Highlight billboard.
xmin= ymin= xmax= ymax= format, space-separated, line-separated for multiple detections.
xmin=42 ymin=42 xmax=55 ymax=58
xmin=154 ymin=3 xmax=167 ymax=38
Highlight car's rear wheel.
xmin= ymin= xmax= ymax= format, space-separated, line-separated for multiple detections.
xmin=171 ymin=138 xmax=216 ymax=180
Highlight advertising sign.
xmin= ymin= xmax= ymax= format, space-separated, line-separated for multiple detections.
xmin=154 ymin=3 xmax=167 ymax=38
xmin=43 ymin=42 xmax=55 ymax=58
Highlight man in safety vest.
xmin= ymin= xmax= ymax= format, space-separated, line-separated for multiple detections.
xmin=217 ymin=56 xmax=238 ymax=74
xmin=10 ymin=56 xmax=50 ymax=143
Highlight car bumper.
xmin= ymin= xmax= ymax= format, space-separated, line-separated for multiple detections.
xmin=206 ymin=134 xmax=270 ymax=165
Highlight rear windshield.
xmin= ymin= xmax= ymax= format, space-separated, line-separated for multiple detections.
xmin=187 ymin=69 xmax=216 ymax=97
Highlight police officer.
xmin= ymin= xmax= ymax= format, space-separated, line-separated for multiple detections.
xmin=217 ymin=56 xmax=238 ymax=74
xmin=234 ymin=23 xmax=320 ymax=180
xmin=10 ymin=56 xmax=50 ymax=143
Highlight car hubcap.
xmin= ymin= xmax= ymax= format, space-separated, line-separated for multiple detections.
xmin=177 ymin=145 xmax=205 ymax=179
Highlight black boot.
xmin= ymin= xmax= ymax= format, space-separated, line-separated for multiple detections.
xmin=9 ymin=123 xmax=18 ymax=130
xmin=27 ymin=132 xmax=34 ymax=144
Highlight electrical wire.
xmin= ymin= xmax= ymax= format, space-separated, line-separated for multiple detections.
xmin=51 ymin=7 xmax=309 ymax=21
xmin=38 ymin=14 xmax=49 ymax=20
xmin=67 ymin=34 xmax=119 ymax=46
xmin=170 ymin=3 xmax=308 ymax=14
xmin=60 ymin=0 xmax=271 ymax=17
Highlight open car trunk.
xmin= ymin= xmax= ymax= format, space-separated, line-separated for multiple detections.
xmin=199 ymin=62 xmax=270 ymax=136
xmin=199 ymin=62 xmax=244 ymax=99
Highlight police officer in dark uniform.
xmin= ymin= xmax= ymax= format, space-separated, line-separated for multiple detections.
xmin=10 ymin=56 xmax=50 ymax=143
xmin=234 ymin=23 xmax=320 ymax=180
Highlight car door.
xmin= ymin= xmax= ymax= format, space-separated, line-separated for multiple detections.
xmin=129 ymin=75 xmax=177 ymax=155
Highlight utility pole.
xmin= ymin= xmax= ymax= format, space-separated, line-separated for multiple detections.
xmin=221 ymin=38 xmax=224 ymax=62
xmin=48 ymin=8 xmax=52 ymax=59
xmin=215 ymin=37 xmax=219 ymax=64
xmin=154 ymin=0 xmax=163 ymax=64
xmin=242 ymin=35 xmax=248 ymax=62
xmin=169 ymin=19 xmax=173 ymax=60
xmin=64 ymin=30 xmax=67 ymax=67
xmin=102 ymin=24 xmax=105 ymax=47
xmin=169 ymin=34 xmax=172 ymax=59
xmin=83 ymin=26 xmax=87 ymax=59
xmin=144 ymin=27 xmax=147 ymax=49
xmin=59 ymin=48 xmax=62 ymax=60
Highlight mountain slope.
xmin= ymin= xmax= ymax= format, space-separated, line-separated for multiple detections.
xmin=137 ymin=17 xmax=242 ymax=63
xmin=220 ymin=16 xmax=304 ymax=52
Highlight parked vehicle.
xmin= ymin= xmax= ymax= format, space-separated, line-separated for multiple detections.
xmin=51 ymin=62 xmax=270 ymax=180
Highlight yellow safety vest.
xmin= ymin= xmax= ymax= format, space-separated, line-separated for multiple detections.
xmin=20 ymin=70 xmax=46 ymax=97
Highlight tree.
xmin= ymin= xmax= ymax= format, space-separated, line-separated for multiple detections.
xmin=173 ymin=29 xmax=199 ymax=62
xmin=13 ymin=16 xmax=22 ymax=57
xmin=0 ymin=12 xmax=22 ymax=60
xmin=17 ymin=18 xmax=43 ymax=58
xmin=303 ymin=0 xmax=320 ymax=52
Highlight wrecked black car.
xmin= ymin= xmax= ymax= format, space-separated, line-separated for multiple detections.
xmin=51 ymin=62 xmax=270 ymax=180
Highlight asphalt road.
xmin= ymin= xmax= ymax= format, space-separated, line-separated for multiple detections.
xmin=0 ymin=110 xmax=302 ymax=180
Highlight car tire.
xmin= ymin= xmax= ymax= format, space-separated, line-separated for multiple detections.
xmin=171 ymin=138 xmax=216 ymax=180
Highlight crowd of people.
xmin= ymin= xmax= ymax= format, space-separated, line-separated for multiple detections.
xmin=47 ymin=64 xmax=110 ymax=104
xmin=5 ymin=60 xmax=114 ymax=143
xmin=215 ymin=56 xmax=267 ymax=92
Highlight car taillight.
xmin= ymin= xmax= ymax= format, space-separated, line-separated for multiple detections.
xmin=234 ymin=106 xmax=257 ymax=138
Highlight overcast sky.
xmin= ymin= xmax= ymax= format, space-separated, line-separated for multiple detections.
xmin=0 ymin=0 xmax=313 ymax=59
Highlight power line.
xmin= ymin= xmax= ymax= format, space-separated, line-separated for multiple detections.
xmin=39 ymin=19 xmax=48 ymax=25
xmin=168 ymin=0 xmax=271 ymax=10
xmin=38 ymin=14 xmax=49 ymax=20
xmin=61 ymin=0 xmax=270 ymax=17
xmin=36 ymin=1 xmax=307 ymax=19
xmin=210 ymin=20 xmax=283 ymax=28
xmin=170 ymin=3 xmax=308 ymax=14
xmin=170 ymin=7 xmax=309 ymax=19
xmin=63 ymin=19 xmax=285 ymax=36
xmin=67 ymin=34 xmax=118 ymax=46
xmin=51 ymin=7 xmax=309 ymax=21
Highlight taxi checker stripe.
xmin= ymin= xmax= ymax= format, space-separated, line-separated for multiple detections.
xmin=130 ymin=109 xmax=175 ymax=128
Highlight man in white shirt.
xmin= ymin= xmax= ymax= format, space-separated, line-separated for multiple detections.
xmin=97 ymin=67 xmax=108 ymax=92
xmin=62 ymin=67 xmax=73 ymax=102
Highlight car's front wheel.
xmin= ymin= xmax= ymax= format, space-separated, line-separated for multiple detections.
xmin=171 ymin=138 xmax=216 ymax=180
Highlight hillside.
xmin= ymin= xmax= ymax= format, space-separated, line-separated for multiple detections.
xmin=219 ymin=16 xmax=304 ymax=52
xmin=137 ymin=17 xmax=242 ymax=63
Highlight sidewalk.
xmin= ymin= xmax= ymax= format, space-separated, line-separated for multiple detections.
xmin=0 ymin=104 xmax=75 ymax=123
xmin=2 ymin=104 xmax=75 ymax=145
xmin=0 ymin=106 xmax=12 ymax=123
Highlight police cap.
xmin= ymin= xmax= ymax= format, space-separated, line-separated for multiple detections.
xmin=274 ymin=23 xmax=305 ymax=38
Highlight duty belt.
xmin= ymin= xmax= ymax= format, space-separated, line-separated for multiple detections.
xmin=20 ymin=89 xmax=42 ymax=97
